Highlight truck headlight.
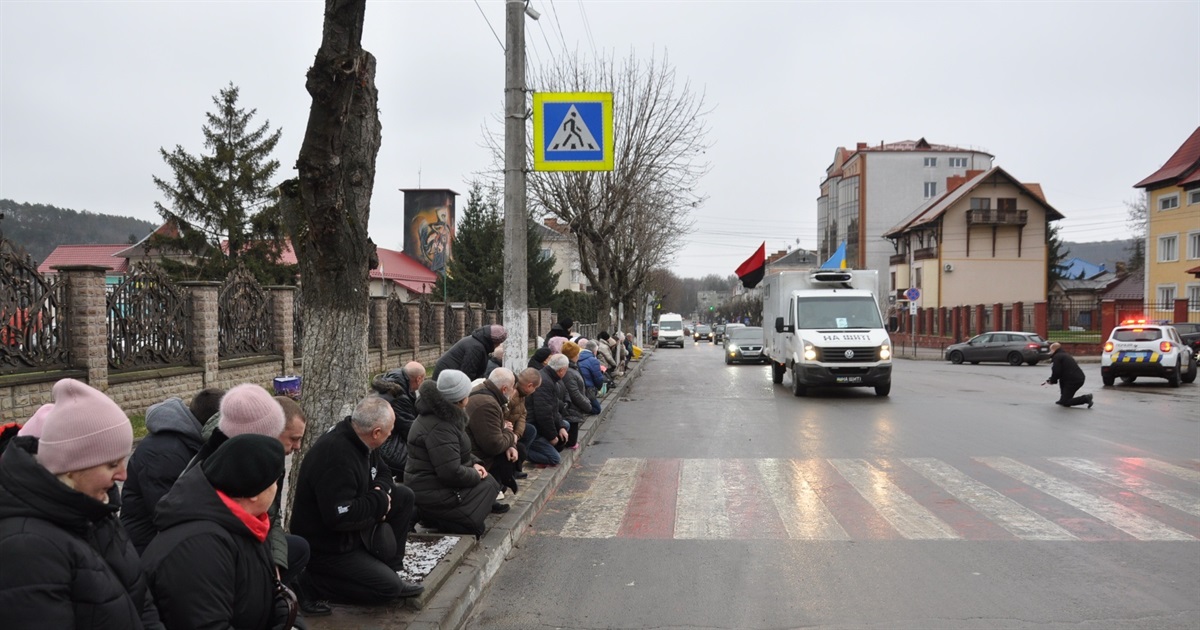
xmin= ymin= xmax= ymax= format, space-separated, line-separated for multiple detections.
xmin=803 ymin=343 xmax=817 ymax=361
xmin=879 ymin=344 xmax=891 ymax=360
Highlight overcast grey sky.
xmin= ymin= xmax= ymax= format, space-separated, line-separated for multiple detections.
xmin=2 ymin=1 xmax=1197 ymax=278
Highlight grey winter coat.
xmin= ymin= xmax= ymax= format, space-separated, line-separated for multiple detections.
xmin=433 ymin=327 xmax=497 ymax=381
xmin=562 ymin=362 xmax=592 ymax=423
xmin=595 ymin=342 xmax=618 ymax=371
xmin=404 ymin=380 xmax=501 ymax=536
xmin=121 ymin=397 xmax=206 ymax=553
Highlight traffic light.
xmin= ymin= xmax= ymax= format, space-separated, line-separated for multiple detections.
xmin=709 ymin=306 xmax=714 ymax=311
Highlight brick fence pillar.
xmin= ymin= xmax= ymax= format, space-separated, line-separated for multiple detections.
xmin=975 ymin=304 xmax=986 ymax=335
xmin=406 ymin=303 xmax=421 ymax=354
xmin=433 ymin=303 xmax=446 ymax=353
xmin=268 ymin=286 xmax=296 ymax=376
xmin=1100 ymin=300 xmax=1117 ymax=342
xmin=181 ymin=281 xmax=221 ymax=386
xmin=1011 ymin=301 xmax=1024 ymax=331
xmin=992 ymin=303 xmax=1003 ymax=331
xmin=57 ymin=266 xmax=109 ymax=389
xmin=1034 ymin=301 xmax=1049 ymax=339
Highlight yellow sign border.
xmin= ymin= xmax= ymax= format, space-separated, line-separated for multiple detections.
xmin=532 ymin=92 xmax=614 ymax=172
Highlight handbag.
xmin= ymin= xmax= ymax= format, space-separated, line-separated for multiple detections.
xmin=271 ymin=580 xmax=299 ymax=630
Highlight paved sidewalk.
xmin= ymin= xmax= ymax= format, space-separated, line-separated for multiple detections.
xmin=306 ymin=352 xmax=650 ymax=630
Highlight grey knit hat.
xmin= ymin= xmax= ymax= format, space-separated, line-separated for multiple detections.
xmin=437 ymin=369 xmax=473 ymax=403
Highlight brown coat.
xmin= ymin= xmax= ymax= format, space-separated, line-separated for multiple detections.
xmin=504 ymin=387 xmax=529 ymax=440
xmin=465 ymin=380 xmax=515 ymax=462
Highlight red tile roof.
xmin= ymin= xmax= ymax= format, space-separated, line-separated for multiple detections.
xmin=373 ymin=247 xmax=437 ymax=294
xmin=1135 ymin=126 xmax=1200 ymax=189
xmin=37 ymin=245 xmax=129 ymax=274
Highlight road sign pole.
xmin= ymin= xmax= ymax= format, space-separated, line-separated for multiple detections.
xmin=503 ymin=0 xmax=529 ymax=369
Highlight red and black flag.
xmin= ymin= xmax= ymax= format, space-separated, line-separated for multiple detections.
xmin=735 ymin=242 xmax=766 ymax=289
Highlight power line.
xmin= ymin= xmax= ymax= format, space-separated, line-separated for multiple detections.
xmin=548 ymin=0 xmax=571 ymax=58
xmin=473 ymin=0 xmax=504 ymax=53
xmin=576 ymin=0 xmax=599 ymax=62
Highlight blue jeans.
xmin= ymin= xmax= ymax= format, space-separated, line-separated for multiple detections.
xmin=526 ymin=435 xmax=561 ymax=465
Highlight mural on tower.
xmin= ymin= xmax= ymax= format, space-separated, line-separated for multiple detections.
xmin=402 ymin=189 xmax=457 ymax=274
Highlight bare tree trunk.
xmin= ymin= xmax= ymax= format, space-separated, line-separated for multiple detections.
xmin=279 ymin=0 xmax=380 ymax=487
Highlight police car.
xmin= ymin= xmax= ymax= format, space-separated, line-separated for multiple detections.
xmin=1100 ymin=319 xmax=1198 ymax=388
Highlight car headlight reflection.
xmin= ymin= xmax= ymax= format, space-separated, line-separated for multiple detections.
xmin=728 ymin=344 xmax=739 ymax=354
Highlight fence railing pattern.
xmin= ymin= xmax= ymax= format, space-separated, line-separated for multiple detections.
xmin=218 ymin=266 xmax=274 ymax=359
xmin=0 ymin=244 xmax=69 ymax=375
xmin=106 ymin=263 xmax=191 ymax=371
xmin=419 ymin=297 xmax=438 ymax=345
xmin=387 ymin=294 xmax=410 ymax=350
xmin=464 ymin=302 xmax=479 ymax=332
xmin=444 ymin=302 xmax=457 ymax=343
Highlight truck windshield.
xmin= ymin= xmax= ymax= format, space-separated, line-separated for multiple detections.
xmin=795 ymin=296 xmax=883 ymax=330
xmin=659 ymin=321 xmax=682 ymax=331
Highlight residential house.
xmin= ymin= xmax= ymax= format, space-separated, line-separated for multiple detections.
xmin=537 ymin=218 xmax=588 ymax=293
xmin=1133 ymin=126 xmax=1200 ymax=318
xmin=37 ymin=244 xmax=130 ymax=289
xmin=882 ymin=166 xmax=1064 ymax=309
xmin=1102 ymin=269 xmax=1146 ymax=324
xmin=818 ymin=138 xmax=994 ymax=297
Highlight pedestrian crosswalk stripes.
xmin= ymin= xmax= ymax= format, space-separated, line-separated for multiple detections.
xmin=546 ymin=457 xmax=1200 ymax=542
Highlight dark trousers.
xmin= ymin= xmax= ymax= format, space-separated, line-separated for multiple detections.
xmin=282 ymin=534 xmax=310 ymax=587
xmin=1056 ymin=380 xmax=1089 ymax=407
xmin=564 ymin=420 xmax=581 ymax=448
xmin=303 ymin=485 xmax=416 ymax=605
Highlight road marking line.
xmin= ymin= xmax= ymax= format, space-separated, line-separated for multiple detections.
xmin=829 ymin=459 xmax=959 ymax=540
xmin=618 ymin=458 xmax=680 ymax=539
xmin=756 ymin=459 xmax=849 ymax=540
xmin=1050 ymin=458 xmax=1200 ymax=518
xmin=722 ymin=459 xmax=790 ymax=539
xmin=978 ymin=457 xmax=1195 ymax=541
xmin=903 ymin=458 xmax=1076 ymax=541
xmin=675 ymin=459 xmax=732 ymax=539
xmin=559 ymin=458 xmax=643 ymax=538
xmin=1120 ymin=458 xmax=1200 ymax=485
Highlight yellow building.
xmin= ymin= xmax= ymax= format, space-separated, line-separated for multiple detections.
xmin=1134 ymin=126 xmax=1200 ymax=319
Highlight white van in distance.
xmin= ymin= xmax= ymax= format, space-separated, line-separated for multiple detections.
xmin=656 ymin=312 xmax=685 ymax=348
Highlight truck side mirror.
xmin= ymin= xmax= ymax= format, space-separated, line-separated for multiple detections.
xmin=775 ymin=317 xmax=792 ymax=333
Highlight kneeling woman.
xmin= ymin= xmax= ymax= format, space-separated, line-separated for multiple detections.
xmin=405 ymin=370 xmax=503 ymax=536
xmin=142 ymin=434 xmax=289 ymax=630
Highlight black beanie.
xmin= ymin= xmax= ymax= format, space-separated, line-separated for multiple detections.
xmin=559 ymin=318 xmax=573 ymax=330
xmin=202 ymin=434 xmax=285 ymax=498
xmin=531 ymin=347 xmax=552 ymax=364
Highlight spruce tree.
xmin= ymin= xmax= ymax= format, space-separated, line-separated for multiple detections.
xmin=527 ymin=220 xmax=560 ymax=307
xmin=437 ymin=183 xmax=504 ymax=307
xmin=152 ymin=83 xmax=295 ymax=283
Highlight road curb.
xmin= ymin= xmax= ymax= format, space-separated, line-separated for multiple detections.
xmin=408 ymin=352 xmax=650 ymax=629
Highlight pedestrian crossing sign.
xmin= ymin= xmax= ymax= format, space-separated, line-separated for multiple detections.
xmin=533 ymin=92 xmax=614 ymax=172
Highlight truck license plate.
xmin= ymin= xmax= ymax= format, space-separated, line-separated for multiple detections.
xmin=836 ymin=376 xmax=862 ymax=383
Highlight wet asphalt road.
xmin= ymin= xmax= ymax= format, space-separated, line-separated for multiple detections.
xmin=465 ymin=339 xmax=1200 ymax=630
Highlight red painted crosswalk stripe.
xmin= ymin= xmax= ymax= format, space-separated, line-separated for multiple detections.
xmin=618 ymin=458 xmax=680 ymax=539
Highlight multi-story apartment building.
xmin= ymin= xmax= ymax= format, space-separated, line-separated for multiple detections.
xmin=818 ymin=138 xmax=994 ymax=298
xmin=536 ymin=218 xmax=589 ymax=293
xmin=1133 ymin=126 xmax=1200 ymax=317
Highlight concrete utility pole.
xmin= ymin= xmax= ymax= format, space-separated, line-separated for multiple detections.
xmin=502 ymin=0 xmax=530 ymax=369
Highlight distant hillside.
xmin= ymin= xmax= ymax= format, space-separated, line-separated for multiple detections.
xmin=0 ymin=200 xmax=158 ymax=264
xmin=1063 ymin=238 xmax=1136 ymax=272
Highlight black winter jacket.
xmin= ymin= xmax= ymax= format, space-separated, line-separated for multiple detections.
xmin=370 ymin=369 xmax=419 ymax=473
xmin=1048 ymin=349 xmax=1086 ymax=385
xmin=289 ymin=418 xmax=395 ymax=554
xmin=121 ymin=397 xmax=205 ymax=553
xmin=528 ymin=365 xmax=567 ymax=440
xmin=0 ymin=438 xmax=162 ymax=630
xmin=404 ymin=380 xmax=499 ymax=535
xmin=141 ymin=466 xmax=279 ymax=630
xmin=433 ymin=327 xmax=496 ymax=380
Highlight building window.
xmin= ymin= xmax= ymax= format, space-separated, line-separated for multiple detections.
xmin=539 ymin=248 xmax=551 ymax=261
xmin=1189 ymin=284 xmax=1200 ymax=312
xmin=923 ymin=182 xmax=938 ymax=198
xmin=571 ymin=269 xmax=580 ymax=283
xmin=890 ymin=271 xmax=896 ymax=291
xmin=914 ymin=267 xmax=923 ymax=288
xmin=948 ymin=157 xmax=967 ymax=168
xmin=1158 ymin=235 xmax=1178 ymax=262
xmin=1159 ymin=193 xmax=1180 ymax=211
xmin=970 ymin=197 xmax=991 ymax=210
xmin=1189 ymin=231 xmax=1200 ymax=260
xmin=997 ymin=198 xmax=1017 ymax=211
xmin=924 ymin=157 xmax=937 ymax=167
xmin=1189 ymin=190 xmax=1200 ymax=205
xmin=1158 ymin=285 xmax=1176 ymax=305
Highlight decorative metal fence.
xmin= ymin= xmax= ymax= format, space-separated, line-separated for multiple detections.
xmin=1046 ymin=297 xmax=1102 ymax=342
xmin=444 ymin=302 xmax=457 ymax=343
xmin=218 ymin=266 xmax=275 ymax=359
xmin=464 ymin=302 xmax=479 ymax=332
xmin=419 ymin=296 xmax=438 ymax=345
xmin=387 ymin=294 xmax=410 ymax=350
xmin=106 ymin=263 xmax=191 ymax=371
xmin=0 ymin=243 xmax=70 ymax=375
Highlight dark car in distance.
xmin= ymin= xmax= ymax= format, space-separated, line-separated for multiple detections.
xmin=725 ymin=326 xmax=767 ymax=365
xmin=693 ymin=324 xmax=713 ymax=342
xmin=1172 ymin=322 xmax=1200 ymax=355
xmin=713 ymin=324 xmax=727 ymax=343
xmin=945 ymin=331 xmax=1051 ymax=366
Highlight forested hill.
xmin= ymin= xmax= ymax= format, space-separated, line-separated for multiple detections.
xmin=0 ymin=199 xmax=158 ymax=264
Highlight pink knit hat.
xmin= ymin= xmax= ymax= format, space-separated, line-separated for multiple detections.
xmin=37 ymin=380 xmax=133 ymax=475
xmin=488 ymin=325 xmax=508 ymax=345
xmin=218 ymin=384 xmax=286 ymax=438
xmin=18 ymin=403 xmax=54 ymax=437
xmin=548 ymin=337 xmax=566 ymax=354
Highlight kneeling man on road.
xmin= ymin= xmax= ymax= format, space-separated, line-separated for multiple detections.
xmin=1044 ymin=342 xmax=1093 ymax=408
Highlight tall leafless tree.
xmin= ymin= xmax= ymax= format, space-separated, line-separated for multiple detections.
xmin=499 ymin=52 xmax=710 ymax=332
xmin=279 ymin=0 xmax=380 ymax=463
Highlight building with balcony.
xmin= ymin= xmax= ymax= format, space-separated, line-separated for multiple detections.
xmin=882 ymin=166 xmax=1063 ymax=308
xmin=1133 ymin=126 xmax=1200 ymax=317
xmin=818 ymin=138 xmax=994 ymax=299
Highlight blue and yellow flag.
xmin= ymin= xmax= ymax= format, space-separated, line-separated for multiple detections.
xmin=820 ymin=241 xmax=847 ymax=269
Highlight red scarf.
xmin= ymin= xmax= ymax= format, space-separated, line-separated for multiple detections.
xmin=216 ymin=490 xmax=270 ymax=542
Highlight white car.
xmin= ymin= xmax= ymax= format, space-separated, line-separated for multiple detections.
xmin=1100 ymin=320 xmax=1197 ymax=388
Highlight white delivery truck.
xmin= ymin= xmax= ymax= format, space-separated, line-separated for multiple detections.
xmin=656 ymin=312 xmax=685 ymax=348
xmin=763 ymin=269 xmax=893 ymax=397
